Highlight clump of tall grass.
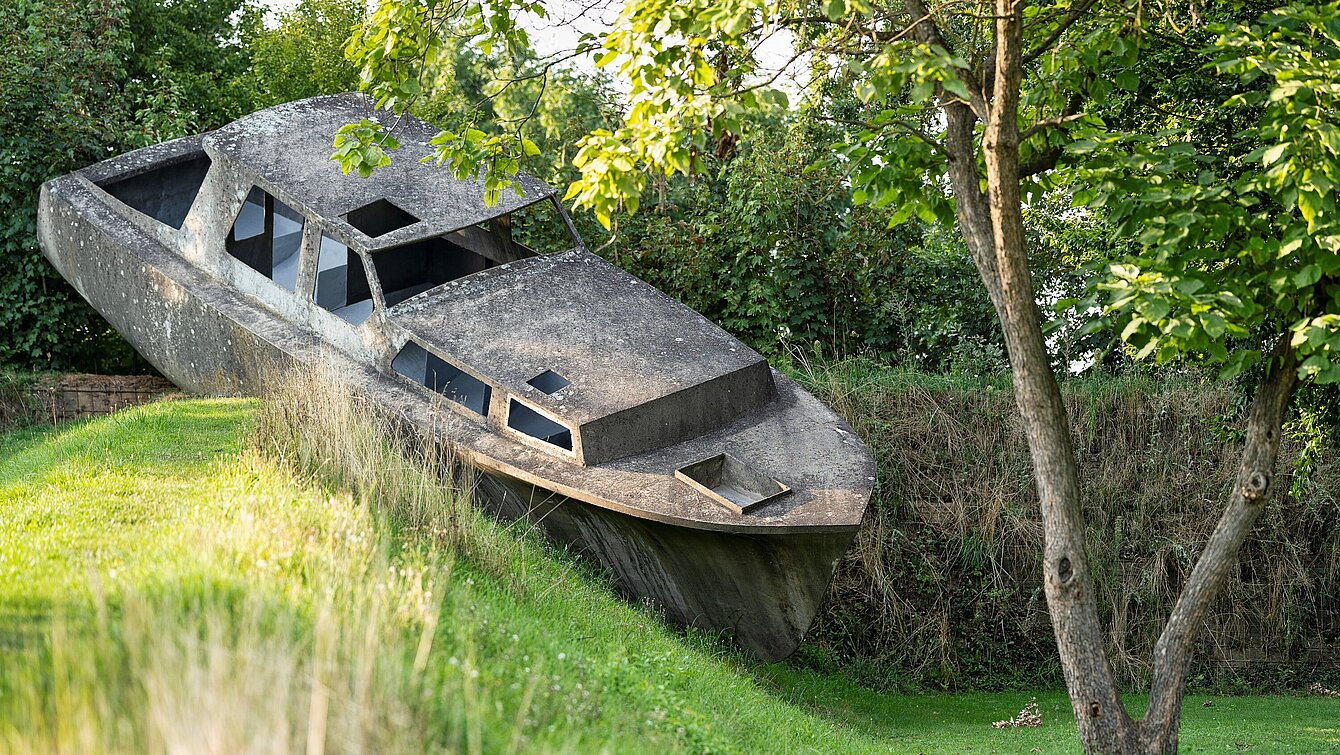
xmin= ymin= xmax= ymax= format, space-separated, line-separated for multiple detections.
xmin=0 ymin=366 xmax=554 ymax=754
xmin=0 ymin=370 xmax=39 ymax=431
xmin=252 ymin=361 xmax=532 ymax=591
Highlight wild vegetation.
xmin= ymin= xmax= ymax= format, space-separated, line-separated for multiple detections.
xmin=1 ymin=377 xmax=1336 ymax=753
xmin=797 ymin=361 xmax=1339 ymax=692
xmin=347 ymin=0 xmax=1340 ymax=748
xmin=3 ymin=0 xmax=1339 ymax=750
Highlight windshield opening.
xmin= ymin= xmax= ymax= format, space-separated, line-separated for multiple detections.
xmin=372 ymin=197 xmax=577 ymax=308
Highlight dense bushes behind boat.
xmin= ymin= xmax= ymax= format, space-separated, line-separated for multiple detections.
xmin=796 ymin=361 xmax=1340 ymax=693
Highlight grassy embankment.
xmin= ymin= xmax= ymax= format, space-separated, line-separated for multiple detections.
xmin=0 ymin=383 xmax=1335 ymax=753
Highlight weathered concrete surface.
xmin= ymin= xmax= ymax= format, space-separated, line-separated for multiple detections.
xmin=392 ymin=249 xmax=775 ymax=465
xmin=205 ymin=94 xmax=556 ymax=253
xmin=36 ymin=93 xmax=878 ymax=659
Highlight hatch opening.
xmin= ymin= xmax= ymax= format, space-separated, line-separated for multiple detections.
xmin=346 ymin=198 xmax=419 ymax=237
xmin=527 ymin=369 xmax=570 ymax=394
xmin=675 ymin=453 xmax=790 ymax=515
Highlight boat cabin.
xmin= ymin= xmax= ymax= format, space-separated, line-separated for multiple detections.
xmin=84 ymin=95 xmax=776 ymax=468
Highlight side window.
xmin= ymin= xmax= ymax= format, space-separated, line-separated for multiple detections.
xmin=314 ymin=234 xmax=373 ymax=325
xmin=225 ymin=186 xmax=305 ymax=292
xmin=507 ymin=399 xmax=573 ymax=451
xmin=391 ymin=342 xmax=491 ymax=416
xmin=436 ymin=198 xmax=576 ymax=275
xmin=98 ymin=153 xmax=211 ymax=230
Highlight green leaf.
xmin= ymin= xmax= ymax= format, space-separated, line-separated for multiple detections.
xmin=1293 ymin=264 xmax=1322 ymax=289
xmin=1262 ymin=142 xmax=1289 ymax=166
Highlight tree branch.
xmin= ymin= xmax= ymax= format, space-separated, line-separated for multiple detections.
xmin=1140 ymin=334 xmax=1301 ymax=751
xmin=901 ymin=0 xmax=989 ymax=118
xmin=1022 ymin=0 xmax=1100 ymax=66
xmin=1018 ymin=145 xmax=1063 ymax=178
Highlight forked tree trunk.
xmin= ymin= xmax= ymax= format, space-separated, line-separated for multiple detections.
xmin=923 ymin=0 xmax=1305 ymax=751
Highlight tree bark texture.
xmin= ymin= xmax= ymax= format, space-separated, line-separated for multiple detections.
xmin=977 ymin=1 xmax=1138 ymax=749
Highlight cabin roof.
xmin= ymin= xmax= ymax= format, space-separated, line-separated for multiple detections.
xmin=390 ymin=249 xmax=768 ymax=427
xmin=202 ymin=93 xmax=556 ymax=252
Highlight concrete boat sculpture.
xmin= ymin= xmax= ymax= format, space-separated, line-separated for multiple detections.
xmin=37 ymin=94 xmax=875 ymax=660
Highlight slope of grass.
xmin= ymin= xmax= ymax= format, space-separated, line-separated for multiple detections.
xmin=0 ymin=395 xmax=1335 ymax=753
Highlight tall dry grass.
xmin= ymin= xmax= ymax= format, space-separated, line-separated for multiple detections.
xmin=799 ymin=360 xmax=1340 ymax=689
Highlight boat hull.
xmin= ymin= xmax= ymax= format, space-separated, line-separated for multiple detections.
xmin=38 ymin=178 xmax=857 ymax=661
xmin=476 ymin=472 xmax=853 ymax=660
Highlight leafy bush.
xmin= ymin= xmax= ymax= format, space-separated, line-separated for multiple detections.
xmin=0 ymin=0 xmax=252 ymax=371
xmin=609 ymin=121 xmax=1012 ymax=372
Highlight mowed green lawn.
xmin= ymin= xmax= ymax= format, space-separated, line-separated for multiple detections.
xmin=1 ymin=398 xmax=1335 ymax=753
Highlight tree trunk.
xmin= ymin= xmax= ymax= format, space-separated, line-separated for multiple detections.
xmin=975 ymin=1 xmax=1138 ymax=748
xmin=1137 ymin=337 xmax=1300 ymax=752
xmin=907 ymin=2 xmax=1302 ymax=751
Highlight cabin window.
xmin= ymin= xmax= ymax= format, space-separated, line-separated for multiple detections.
xmin=392 ymin=342 xmax=491 ymax=416
xmin=527 ymin=369 xmax=570 ymax=394
xmin=346 ymin=198 xmax=419 ymax=237
xmin=314 ymin=234 xmax=373 ymax=325
xmin=507 ymin=399 xmax=573 ymax=451
xmin=98 ymin=153 xmax=211 ymax=230
xmin=434 ymin=198 xmax=577 ymax=274
xmin=225 ymin=186 xmax=305 ymax=292
xmin=371 ymin=237 xmax=494 ymax=307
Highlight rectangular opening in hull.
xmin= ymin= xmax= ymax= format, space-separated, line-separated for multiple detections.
xmin=507 ymin=399 xmax=572 ymax=451
xmin=675 ymin=453 xmax=790 ymax=515
xmin=392 ymin=342 xmax=491 ymax=416
xmin=98 ymin=154 xmax=211 ymax=230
